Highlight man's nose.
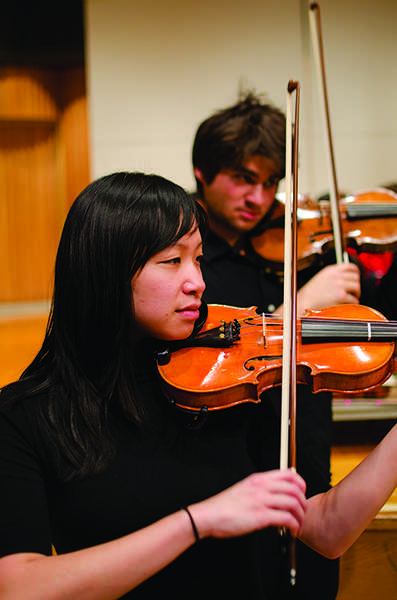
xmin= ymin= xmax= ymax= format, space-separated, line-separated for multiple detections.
xmin=247 ymin=184 xmax=266 ymax=204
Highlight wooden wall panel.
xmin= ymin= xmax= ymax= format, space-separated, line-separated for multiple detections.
xmin=58 ymin=67 xmax=91 ymax=209
xmin=337 ymin=518 xmax=397 ymax=599
xmin=332 ymin=421 xmax=397 ymax=598
xmin=0 ymin=66 xmax=90 ymax=303
xmin=0 ymin=67 xmax=58 ymax=120
xmin=0 ymin=313 xmax=48 ymax=386
xmin=0 ymin=123 xmax=59 ymax=301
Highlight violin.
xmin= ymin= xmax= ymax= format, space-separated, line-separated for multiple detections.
xmin=250 ymin=188 xmax=397 ymax=272
xmin=157 ymin=303 xmax=396 ymax=413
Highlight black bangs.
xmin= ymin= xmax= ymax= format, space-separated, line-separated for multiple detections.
xmin=127 ymin=174 xmax=207 ymax=278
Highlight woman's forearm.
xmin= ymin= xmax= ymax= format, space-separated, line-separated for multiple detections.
xmin=0 ymin=469 xmax=308 ymax=600
xmin=300 ymin=422 xmax=397 ymax=558
xmin=0 ymin=509 xmax=196 ymax=600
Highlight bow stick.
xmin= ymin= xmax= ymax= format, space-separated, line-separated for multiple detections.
xmin=280 ymin=80 xmax=300 ymax=587
xmin=309 ymin=2 xmax=348 ymax=264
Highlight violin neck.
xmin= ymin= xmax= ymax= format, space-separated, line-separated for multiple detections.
xmin=347 ymin=204 xmax=397 ymax=219
xmin=302 ymin=318 xmax=397 ymax=343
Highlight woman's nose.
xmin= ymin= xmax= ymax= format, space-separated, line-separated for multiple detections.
xmin=184 ymin=266 xmax=205 ymax=294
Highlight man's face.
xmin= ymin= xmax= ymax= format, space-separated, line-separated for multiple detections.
xmin=195 ymin=155 xmax=279 ymax=245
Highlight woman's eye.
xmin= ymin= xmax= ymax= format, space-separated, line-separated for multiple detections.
xmin=162 ymin=257 xmax=180 ymax=264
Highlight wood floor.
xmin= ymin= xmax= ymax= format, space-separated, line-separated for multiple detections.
xmin=1 ymin=310 xmax=396 ymax=597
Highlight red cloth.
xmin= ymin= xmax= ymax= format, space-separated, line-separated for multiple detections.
xmin=347 ymin=249 xmax=394 ymax=283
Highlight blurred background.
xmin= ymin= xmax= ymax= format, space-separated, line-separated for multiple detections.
xmin=1 ymin=0 xmax=397 ymax=311
xmin=0 ymin=2 xmax=396 ymax=596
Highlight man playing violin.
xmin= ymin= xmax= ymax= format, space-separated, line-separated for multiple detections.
xmin=192 ymin=91 xmax=361 ymax=600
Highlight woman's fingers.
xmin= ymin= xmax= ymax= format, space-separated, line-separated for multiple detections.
xmin=191 ymin=469 xmax=308 ymax=540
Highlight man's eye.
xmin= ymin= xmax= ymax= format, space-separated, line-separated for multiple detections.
xmin=235 ymin=173 xmax=254 ymax=184
xmin=242 ymin=174 xmax=255 ymax=184
xmin=263 ymin=179 xmax=279 ymax=189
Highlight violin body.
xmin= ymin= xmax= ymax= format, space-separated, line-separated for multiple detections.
xmin=251 ymin=188 xmax=397 ymax=272
xmin=157 ymin=304 xmax=395 ymax=413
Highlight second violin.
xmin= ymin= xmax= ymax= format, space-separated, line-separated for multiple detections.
xmin=250 ymin=187 xmax=397 ymax=272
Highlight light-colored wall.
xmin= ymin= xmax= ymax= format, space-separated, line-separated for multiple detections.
xmin=84 ymin=0 xmax=397 ymax=197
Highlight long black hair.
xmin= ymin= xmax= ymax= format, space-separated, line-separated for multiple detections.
xmin=2 ymin=172 xmax=207 ymax=478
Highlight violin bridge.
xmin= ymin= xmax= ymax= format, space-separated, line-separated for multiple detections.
xmin=262 ymin=312 xmax=267 ymax=348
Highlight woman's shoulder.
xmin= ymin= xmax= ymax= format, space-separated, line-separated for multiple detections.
xmin=0 ymin=379 xmax=49 ymax=436
xmin=0 ymin=380 xmax=61 ymax=475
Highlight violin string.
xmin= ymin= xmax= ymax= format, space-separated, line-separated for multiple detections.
xmin=236 ymin=313 xmax=397 ymax=326
xmin=234 ymin=315 xmax=397 ymax=340
xmin=347 ymin=203 xmax=397 ymax=217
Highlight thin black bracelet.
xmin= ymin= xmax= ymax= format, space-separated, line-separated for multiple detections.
xmin=182 ymin=506 xmax=200 ymax=542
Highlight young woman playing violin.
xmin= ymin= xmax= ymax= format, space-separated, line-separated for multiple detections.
xmin=0 ymin=171 xmax=396 ymax=600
